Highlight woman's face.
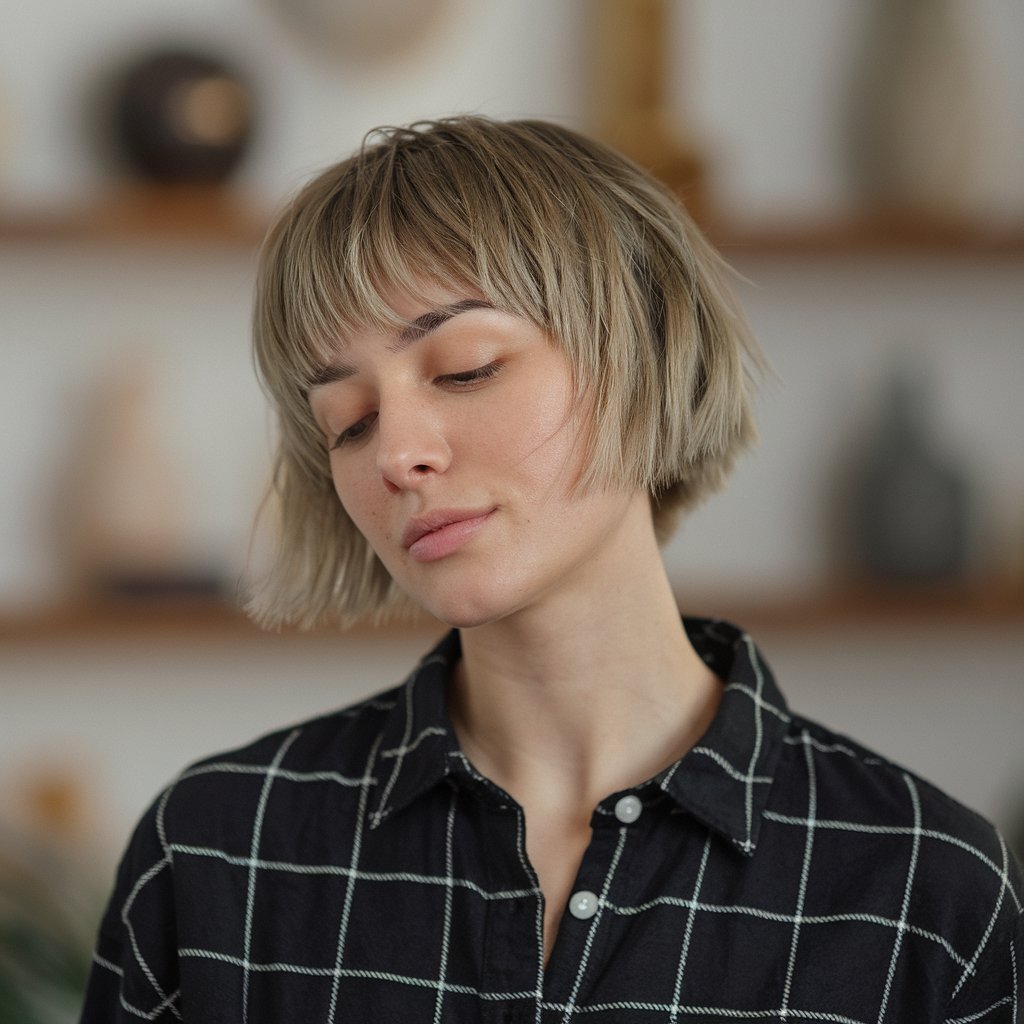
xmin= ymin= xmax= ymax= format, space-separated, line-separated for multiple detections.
xmin=307 ymin=285 xmax=649 ymax=629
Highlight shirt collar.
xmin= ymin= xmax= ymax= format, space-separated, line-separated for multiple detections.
xmin=368 ymin=619 xmax=790 ymax=855
xmin=653 ymin=618 xmax=791 ymax=856
xmin=368 ymin=631 xmax=462 ymax=830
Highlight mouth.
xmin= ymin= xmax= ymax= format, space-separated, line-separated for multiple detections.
xmin=402 ymin=507 xmax=496 ymax=562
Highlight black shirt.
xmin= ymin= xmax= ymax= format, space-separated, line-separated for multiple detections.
xmin=81 ymin=619 xmax=1023 ymax=1022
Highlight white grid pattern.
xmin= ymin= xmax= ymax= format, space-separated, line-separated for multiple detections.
xmin=780 ymin=731 xmax=817 ymax=1018
xmin=241 ymin=728 xmax=299 ymax=1023
xmin=327 ymin=730 xmax=380 ymax=1024
xmin=560 ymin=827 xmax=630 ymax=1024
xmin=80 ymin=621 xmax=1023 ymax=1023
xmin=667 ymin=832 xmax=712 ymax=1024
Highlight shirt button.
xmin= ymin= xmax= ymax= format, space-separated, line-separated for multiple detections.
xmin=568 ymin=890 xmax=599 ymax=920
xmin=614 ymin=794 xmax=643 ymax=824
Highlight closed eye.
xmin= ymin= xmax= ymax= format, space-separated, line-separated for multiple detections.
xmin=330 ymin=412 xmax=377 ymax=450
xmin=438 ymin=361 xmax=503 ymax=386
xmin=329 ymin=362 xmax=503 ymax=451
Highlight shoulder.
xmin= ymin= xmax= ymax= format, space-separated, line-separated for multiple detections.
xmin=775 ymin=711 xmax=1016 ymax=872
xmin=770 ymin=711 xmax=1022 ymax=1001
xmin=90 ymin=686 xmax=405 ymax=963
xmin=186 ymin=682 xmax=402 ymax=776
xmin=157 ymin=683 xmax=405 ymax=842
xmin=82 ymin=680 xmax=419 ymax=1020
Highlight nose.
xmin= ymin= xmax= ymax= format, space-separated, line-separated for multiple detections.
xmin=375 ymin=395 xmax=452 ymax=492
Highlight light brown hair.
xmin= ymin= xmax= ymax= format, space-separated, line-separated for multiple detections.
xmin=249 ymin=116 xmax=765 ymax=629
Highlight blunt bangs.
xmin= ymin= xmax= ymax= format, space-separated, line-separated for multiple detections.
xmin=249 ymin=116 xmax=765 ymax=629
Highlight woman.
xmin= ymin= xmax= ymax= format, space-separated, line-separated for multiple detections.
xmin=81 ymin=117 xmax=1021 ymax=1023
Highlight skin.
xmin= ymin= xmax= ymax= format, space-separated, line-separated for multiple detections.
xmin=308 ymin=285 xmax=722 ymax=965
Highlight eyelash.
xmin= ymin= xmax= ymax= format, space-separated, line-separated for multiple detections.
xmin=329 ymin=361 xmax=503 ymax=450
xmin=443 ymin=361 xmax=502 ymax=386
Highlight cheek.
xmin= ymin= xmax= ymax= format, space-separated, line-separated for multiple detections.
xmin=518 ymin=412 xmax=587 ymax=492
xmin=484 ymin=380 xmax=578 ymax=466
xmin=332 ymin=467 xmax=390 ymax=542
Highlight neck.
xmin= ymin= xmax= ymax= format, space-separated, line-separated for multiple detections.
xmin=447 ymin=496 xmax=721 ymax=814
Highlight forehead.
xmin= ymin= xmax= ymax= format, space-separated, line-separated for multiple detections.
xmin=333 ymin=279 xmax=497 ymax=358
xmin=376 ymin=279 xmax=487 ymax=322
xmin=340 ymin=273 xmax=487 ymax=338
xmin=294 ymin=276 xmax=472 ymax=370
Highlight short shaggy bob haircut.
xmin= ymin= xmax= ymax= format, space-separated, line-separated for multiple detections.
xmin=250 ymin=115 xmax=765 ymax=629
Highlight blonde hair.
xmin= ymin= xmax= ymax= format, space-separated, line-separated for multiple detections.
xmin=249 ymin=116 xmax=765 ymax=629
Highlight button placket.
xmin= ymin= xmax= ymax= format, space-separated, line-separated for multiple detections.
xmin=543 ymin=811 xmax=634 ymax=1003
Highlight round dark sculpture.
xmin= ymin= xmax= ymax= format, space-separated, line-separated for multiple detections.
xmin=112 ymin=49 xmax=254 ymax=184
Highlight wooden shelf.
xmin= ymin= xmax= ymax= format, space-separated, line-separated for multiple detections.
xmin=0 ymin=185 xmax=269 ymax=247
xmin=2 ymin=584 xmax=1021 ymax=647
xmin=687 ymin=582 xmax=1024 ymax=633
xmin=3 ymin=190 xmax=1023 ymax=257
xmin=0 ymin=598 xmax=441 ymax=647
xmin=707 ymin=213 xmax=1024 ymax=259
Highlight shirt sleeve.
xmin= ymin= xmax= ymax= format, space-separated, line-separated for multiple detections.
xmin=78 ymin=790 xmax=182 ymax=1023
xmin=942 ymin=902 xmax=1023 ymax=1024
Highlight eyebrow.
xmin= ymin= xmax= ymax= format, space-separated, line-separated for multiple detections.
xmin=305 ymin=298 xmax=494 ymax=392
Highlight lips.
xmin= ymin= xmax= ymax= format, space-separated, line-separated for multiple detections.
xmin=402 ymin=507 xmax=495 ymax=562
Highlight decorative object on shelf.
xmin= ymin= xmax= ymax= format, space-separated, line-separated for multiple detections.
xmin=847 ymin=354 xmax=974 ymax=584
xmin=262 ymin=0 xmax=450 ymax=61
xmin=109 ymin=47 xmax=255 ymax=184
xmin=589 ymin=0 xmax=709 ymax=226
xmin=56 ymin=354 xmax=224 ymax=601
xmin=847 ymin=0 xmax=997 ymax=222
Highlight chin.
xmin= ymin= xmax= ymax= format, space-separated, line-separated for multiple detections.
xmin=413 ymin=583 xmax=523 ymax=632
xmin=423 ymin=601 xmax=507 ymax=632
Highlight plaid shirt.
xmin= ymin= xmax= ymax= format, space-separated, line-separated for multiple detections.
xmin=81 ymin=619 xmax=1022 ymax=1023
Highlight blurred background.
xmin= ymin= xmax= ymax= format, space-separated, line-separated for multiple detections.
xmin=1 ymin=0 xmax=1023 ymax=1017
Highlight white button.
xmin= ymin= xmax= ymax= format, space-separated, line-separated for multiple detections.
xmin=568 ymin=890 xmax=599 ymax=920
xmin=614 ymin=795 xmax=643 ymax=824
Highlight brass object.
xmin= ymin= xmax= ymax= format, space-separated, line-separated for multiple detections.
xmin=590 ymin=0 xmax=709 ymax=225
